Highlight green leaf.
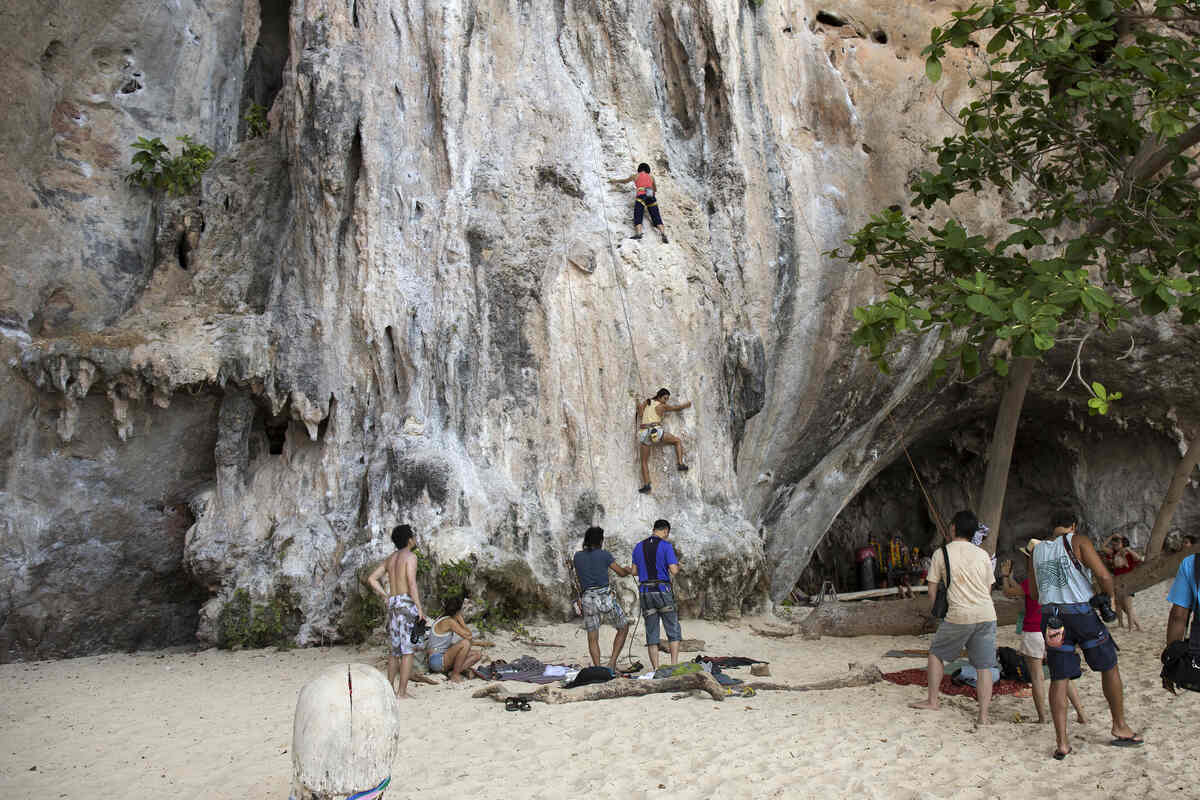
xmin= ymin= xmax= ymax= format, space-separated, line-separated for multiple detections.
xmin=965 ymin=293 xmax=1002 ymax=318
xmin=926 ymin=56 xmax=943 ymax=83
xmin=1033 ymin=332 xmax=1055 ymax=351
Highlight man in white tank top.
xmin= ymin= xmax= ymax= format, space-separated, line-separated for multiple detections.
xmin=1029 ymin=510 xmax=1142 ymax=758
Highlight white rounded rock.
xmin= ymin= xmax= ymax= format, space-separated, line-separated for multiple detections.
xmin=291 ymin=663 xmax=400 ymax=800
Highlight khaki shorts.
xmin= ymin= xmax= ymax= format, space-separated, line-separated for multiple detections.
xmin=1019 ymin=630 xmax=1046 ymax=660
xmin=930 ymin=620 xmax=997 ymax=669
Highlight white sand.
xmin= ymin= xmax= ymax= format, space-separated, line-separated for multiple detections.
xmin=1 ymin=582 xmax=1195 ymax=799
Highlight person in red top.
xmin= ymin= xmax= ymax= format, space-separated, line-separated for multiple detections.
xmin=1001 ymin=542 xmax=1087 ymax=727
xmin=1103 ymin=534 xmax=1143 ymax=631
xmin=610 ymin=163 xmax=668 ymax=243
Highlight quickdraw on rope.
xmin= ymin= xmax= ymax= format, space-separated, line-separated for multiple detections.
xmin=347 ymin=776 xmax=390 ymax=800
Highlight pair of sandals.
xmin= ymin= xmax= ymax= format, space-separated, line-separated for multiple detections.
xmin=504 ymin=696 xmax=532 ymax=712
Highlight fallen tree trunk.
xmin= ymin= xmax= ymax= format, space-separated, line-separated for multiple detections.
xmin=797 ymin=596 xmax=1022 ymax=639
xmin=1114 ymin=546 xmax=1199 ymax=596
xmin=658 ymin=638 xmax=706 ymax=652
xmin=745 ymin=663 xmax=882 ymax=692
xmin=472 ymin=672 xmax=726 ymax=704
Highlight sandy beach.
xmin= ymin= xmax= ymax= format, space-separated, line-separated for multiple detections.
xmin=1 ymin=581 xmax=1194 ymax=800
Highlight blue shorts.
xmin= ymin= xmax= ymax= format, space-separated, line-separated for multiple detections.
xmin=640 ymin=588 xmax=681 ymax=645
xmin=1041 ymin=607 xmax=1118 ymax=680
xmin=429 ymin=652 xmax=445 ymax=672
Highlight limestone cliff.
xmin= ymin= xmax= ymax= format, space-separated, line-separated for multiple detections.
xmin=3 ymin=0 xmax=1198 ymax=659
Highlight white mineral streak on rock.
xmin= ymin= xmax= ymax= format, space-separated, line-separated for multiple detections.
xmin=290 ymin=663 xmax=400 ymax=800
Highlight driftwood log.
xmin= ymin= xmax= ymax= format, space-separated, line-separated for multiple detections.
xmin=797 ymin=596 xmax=1022 ymax=639
xmin=658 ymin=638 xmax=705 ymax=653
xmin=751 ymin=625 xmax=796 ymax=639
xmin=744 ymin=663 xmax=882 ymax=692
xmin=473 ymin=673 xmax=726 ymax=703
xmin=1114 ymin=546 xmax=1199 ymax=597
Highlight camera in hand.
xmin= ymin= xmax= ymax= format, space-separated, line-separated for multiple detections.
xmin=1089 ymin=593 xmax=1117 ymax=623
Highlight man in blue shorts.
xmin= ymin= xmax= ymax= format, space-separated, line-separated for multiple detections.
xmin=1030 ymin=510 xmax=1142 ymax=759
xmin=632 ymin=519 xmax=682 ymax=669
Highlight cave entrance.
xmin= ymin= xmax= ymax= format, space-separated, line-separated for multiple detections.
xmin=238 ymin=0 xmax=291 ymax=139
xmin=794 ymin=415 xmax=1089 ymax=597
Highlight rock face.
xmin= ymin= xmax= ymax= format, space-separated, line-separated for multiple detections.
xmin=291 ymin=663 xmax=399 ymax=800
xmin=2 ymin=0 xmax=1198 ymax=659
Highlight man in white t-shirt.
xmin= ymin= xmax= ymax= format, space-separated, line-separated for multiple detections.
xmin=910 ymin=509 xmax=998 ymax=725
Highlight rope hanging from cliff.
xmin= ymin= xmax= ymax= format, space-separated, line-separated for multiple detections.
xmin=593 ymin=114 xmax=646 ymax=397
xmin=887 ymin=413 xmax=949 ymax=540
xmin=563 ymin=243 xmax=601 ymax=516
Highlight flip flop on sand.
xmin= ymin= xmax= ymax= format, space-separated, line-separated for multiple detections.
xmin=1052 ymin=748 xmax=1071 ymax=760
xmin=1110 ymin=735 xmax=1144 ymax=747
xmin=518 ymin=698 xmax=532 ymax=711
xmin=505 ymin=697 xmax=521 ymax=712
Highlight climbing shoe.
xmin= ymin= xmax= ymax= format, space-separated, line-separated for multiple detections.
xmin=638 ymin=483 xmax=651 ymax=494
xmin=677 ymin=463 xmax=689 ymax=472
xmin=630 ymin=233 xmax=643 ymax=240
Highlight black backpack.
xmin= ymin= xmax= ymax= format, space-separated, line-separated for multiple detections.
xmin=997 ymin=646 xmax=1031 ymax=683
xmin=1161 ymin=554 xmax=1200 ymax=692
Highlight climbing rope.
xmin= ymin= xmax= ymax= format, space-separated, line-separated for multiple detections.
xmin=563 ymin=243 xmax=601 ymax=518
xmin=594 ymin=113 xmax=646 ymax=397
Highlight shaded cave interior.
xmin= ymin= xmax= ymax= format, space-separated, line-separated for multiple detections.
xmin=795 ymin=411 xmax=1196 ymax=596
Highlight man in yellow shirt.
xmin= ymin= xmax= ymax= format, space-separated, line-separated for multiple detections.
xmin=910 ymin=510 xmax=998 ymax=725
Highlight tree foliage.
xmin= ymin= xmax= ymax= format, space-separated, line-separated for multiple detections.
xmin=837 ymin=0 xmax=1200 ymax=390
xmin=126 ymin=135 xmax=215 ymax=196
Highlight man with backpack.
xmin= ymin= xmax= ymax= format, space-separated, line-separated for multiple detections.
xmin=1030 ymin=510 xmax=1141 ymax=758
xmin=909 ymin=510 xmax=998 ymax=725
xmin=1163 ymin=549 xmax=1200 ymax=694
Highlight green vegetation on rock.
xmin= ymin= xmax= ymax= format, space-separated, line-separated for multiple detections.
xmin=217 ymin=585 xmax=302 ymax=649
xmin=126 ymin=135 xmax=214 ymax=196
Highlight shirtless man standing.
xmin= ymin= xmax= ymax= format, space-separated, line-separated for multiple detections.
xmin=368 ymin=524 xmax=425 ymax=698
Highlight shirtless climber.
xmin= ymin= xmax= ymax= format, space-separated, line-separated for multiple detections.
xmin=609 ymin=163 xmax=668 ymax=243
xmin=636 ymin=388 xmax=691 ymax=494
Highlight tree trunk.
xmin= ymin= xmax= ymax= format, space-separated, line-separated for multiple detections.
xmin=1114 ymin=545 xmax=1199 ymax=597
xmin=978 ymin=357 xmax=1036 ymax=555
xmin=1145 ymin=437 xmax=1200 ymax=559
xmin=472 ymin=672 xmax=727 ymax=703
xmin=745 ymin=664 xmax=883 ymax=692
xmin=797 ymin=596 xmax=1022 ymax=639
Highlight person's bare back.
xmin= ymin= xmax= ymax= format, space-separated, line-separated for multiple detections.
xmin=384 ymin=550 xmax=415 ymax=598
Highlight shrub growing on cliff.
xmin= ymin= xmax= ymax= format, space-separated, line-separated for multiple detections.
xmin=217 ymin=585 xmax=302 ymax=649
xmin=833 ymin=0 xmax=1200 ymax=551
xmin=126 ymin=135 xmax=215 ymax=196
xmin=244 ymin=103 xmax=270 ymax=139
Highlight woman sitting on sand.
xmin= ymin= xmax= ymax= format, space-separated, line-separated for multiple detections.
xmin=426 ymin=595 xmax=482 ymax=682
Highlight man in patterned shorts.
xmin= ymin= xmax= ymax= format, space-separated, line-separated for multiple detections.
xmin=368 ymin=524 xmax=425 ymax=698
xmin=572 ymin=526 xmax=634 ymax=672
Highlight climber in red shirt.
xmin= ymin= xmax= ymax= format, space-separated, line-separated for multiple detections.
xmin=610 ymin=163 xmax=668 ymax=243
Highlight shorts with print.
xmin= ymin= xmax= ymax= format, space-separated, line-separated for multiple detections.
xmin=1019 ymin=630 xmax=1046 ymax=660
xmin=1040 ymin=609 xmax=1118 ymax=680
xmin=580 ymin=587 xmax=629 ymax=632
xmin=638 ymin=425 xmax=664 ymax=446
xmin=640 ymin=588 xmax=681 ymax=645
xmin=387 ymin=594 xmax=419 ymax=657
xmin=929 ymin=620 xmax=997 ymax=669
